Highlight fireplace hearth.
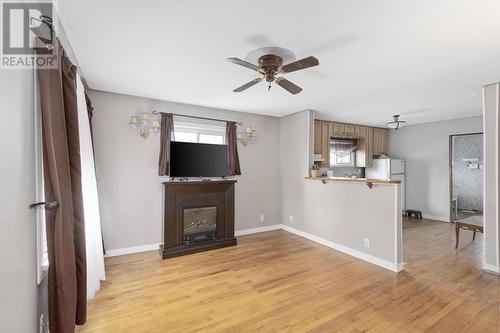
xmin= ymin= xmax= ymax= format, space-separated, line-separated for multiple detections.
xmin=160 ymin=180 xmax=237 ymax=259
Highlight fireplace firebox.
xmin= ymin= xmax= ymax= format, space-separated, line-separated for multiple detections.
xmin=183 ymin=206 xmax=217 ymax=245
xmin=160 ymin=180 xmax=237 ymax=259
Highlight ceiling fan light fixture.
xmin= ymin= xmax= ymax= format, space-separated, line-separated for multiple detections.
xmin=387 ymin=115 xmax=407 ymax=130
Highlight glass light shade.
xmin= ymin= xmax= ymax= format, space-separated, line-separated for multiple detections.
xmin=129 ymin=116 xmax=139 ymax=129
xmin=140 ymin=112 xmax=149 ymax=120
xmin=237 ymin=132 xmax=244 ymax=140
xmin=152 ymin=120 xmax=161 ymax=129
xmin=251 ymin=129 xmax=257 ymax=138
xmin=245 ymin=126 xmax=253 ymax=134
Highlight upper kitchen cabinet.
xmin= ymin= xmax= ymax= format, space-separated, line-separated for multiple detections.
xmin=314 ymin=120 xmax=322 ymax=154
xmin=331 ymin=122 xmax=345 ymax=137
xmin=354 ymin=125 xmax=367 ymax=138
xmin=372 ymin=127 xmax=390 ymax=155
xmin=313 ymin=119 xmax=386 ymax=167
xmin=321 ymin=121 xmax=330 ymax=166
xmin=344 ymin=124 xmax=355 ymax=137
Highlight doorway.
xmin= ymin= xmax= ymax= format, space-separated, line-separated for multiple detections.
xmin=449 ymin=133 xmax=484 ymax=222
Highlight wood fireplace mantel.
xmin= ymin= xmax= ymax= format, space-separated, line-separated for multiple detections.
xmin=160 ymin=180 xmax=237 ymax=259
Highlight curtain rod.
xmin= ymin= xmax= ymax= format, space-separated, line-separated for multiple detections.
xmin=152 ymin=110 xmax=243 ymax=126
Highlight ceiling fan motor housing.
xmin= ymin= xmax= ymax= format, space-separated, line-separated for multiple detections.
xmin=258 ymin=54 xmax=283 ymax=82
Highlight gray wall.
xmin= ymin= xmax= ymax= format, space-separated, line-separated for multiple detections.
xmin=90 ymin=90 xmax=281 ymax=251
xmin=280 ymin=111 xmax=402 ymax=268
xmin=452 ymin=134 xmax=483 ymax=212
xmin=390 ymin=116 xmax=483 ymax=221
xmin=0 ymin=70 xmax=38 ymax=332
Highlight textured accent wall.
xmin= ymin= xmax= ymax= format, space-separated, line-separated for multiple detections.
xmin=452 ymin=134 xmax=483 ymax=212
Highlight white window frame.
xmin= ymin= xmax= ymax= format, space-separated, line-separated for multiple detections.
xmin=173 ymin=120 xmax=226 ymax=144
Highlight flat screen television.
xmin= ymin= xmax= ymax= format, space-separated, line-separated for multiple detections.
xmin=170 ymin=141 xmax=228 ymax=177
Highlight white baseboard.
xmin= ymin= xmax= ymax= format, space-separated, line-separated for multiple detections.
xmin=104 ymin=225 xmax=404 ymax=274
xmin=235 ymin=224 xmax=281 ymax=236
xmin=104 ymin=243 xmax=161 ymax=258
xmin=422 ymin=214 xmax=450 ymax=222
xmin=482 ymin=263 xmax=500 ymax=275
xmin=280 ymin=224 xmax=403 ymax=273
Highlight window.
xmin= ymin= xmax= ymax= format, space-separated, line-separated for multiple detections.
xmin=173 ymin=116 xmax=226 ymax=144
xmin=330 ymin=152 xmax=354 ymax=166
xmin=174 ymin=131 xmax=197 ymax=143
xmin=330 ymin=139 xmax=357 ymax=167
xmin=199 ymin=134 xmax=224 ymax=144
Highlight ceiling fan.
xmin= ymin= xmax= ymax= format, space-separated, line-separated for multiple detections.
xmin=387 ymin=115 xmax=407 ymax=130
xmin=227 ymin=54 xmax=319 ymax=94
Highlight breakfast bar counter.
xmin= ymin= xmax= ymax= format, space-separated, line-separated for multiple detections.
xmin=305 ymin=176 xmax=401 ymax=186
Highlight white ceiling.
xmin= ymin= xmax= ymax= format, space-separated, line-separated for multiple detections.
xmin=57 ymin=0 xmax=500 ymax=126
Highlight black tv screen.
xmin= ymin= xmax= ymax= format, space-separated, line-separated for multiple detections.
xmin=170 ymin=142 xmax=228 ymax=177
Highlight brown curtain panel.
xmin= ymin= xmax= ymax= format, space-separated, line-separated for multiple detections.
xmin=226 ymin=121 xmax=241 ymax=175
xmin=158 ymin=113 xmax=174 ymax=176
xmin=38 ymin=39 xmax=87 ymax=333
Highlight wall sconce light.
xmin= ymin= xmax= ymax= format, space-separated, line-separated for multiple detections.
xmin=129 ymin=112 xmax=161 ymax=139
xmin=237 ymin=126 xmax=257 ymax=145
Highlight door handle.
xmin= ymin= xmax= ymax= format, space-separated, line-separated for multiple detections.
xmin=29 ymin=201 xmax=59 ymax=211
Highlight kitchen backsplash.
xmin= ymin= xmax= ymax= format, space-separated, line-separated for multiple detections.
xmin=320 ymin=167 xmax=365 ymax=178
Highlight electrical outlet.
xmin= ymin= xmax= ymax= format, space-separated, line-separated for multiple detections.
xmin=260 ymin=214 xmax=265 ymax=222
xmin=289 ymin=214 xmax=294 ymax=222
xmin=364 ymin=238 xmax=370 ymax=248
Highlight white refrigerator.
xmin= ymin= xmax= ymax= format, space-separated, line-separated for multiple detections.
xmin=366 ymin=158 xmax=405 ymax=211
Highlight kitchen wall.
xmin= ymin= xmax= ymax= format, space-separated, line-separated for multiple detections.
xmin=90 ymin=90 xmax=281 ymax=252
xmin=452 ymin=134 xmax=483 ymax=213
xmin=389 ymin=116 xmax=483 ymax=221
xmin=0 ymin=70 xmax=38 ymax=332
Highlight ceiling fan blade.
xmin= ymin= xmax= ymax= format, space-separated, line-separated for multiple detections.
xmin=233 ymin=77 xmax=263 ymax=92
xmin=227 ymin=57 xmax=260 ymax=72
xmin=281 ymin=56 xmax=319 ymax=73
xmin=275 ymin=78 xmax=303 ymax=95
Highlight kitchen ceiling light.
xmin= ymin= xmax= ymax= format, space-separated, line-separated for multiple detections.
xmin=387 ymin=115 xmax=407 ymax=130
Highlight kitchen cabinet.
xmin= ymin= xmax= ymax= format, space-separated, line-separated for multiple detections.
xmin=313 ymin=119 xmax=387 ymax=168
xmin=321 ymin=121 xmax=330 ymax=167
xmin=344 ymin=124 xmax=355 ymax=137
xmin=331 ymin=122 xmax=345 ymax=137
xmin=372 ymin=128 xmax=390 ymax=155
xmin=354 ymin=125 xmax=367 ymax=139
xmin=366 ymin=127 xmax=374 ymax=167
xmin=314 ymin=120 xmax=322 ymax=154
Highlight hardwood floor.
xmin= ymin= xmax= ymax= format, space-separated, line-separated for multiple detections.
xmin=78 ymin=218 xmax=499 ymax=332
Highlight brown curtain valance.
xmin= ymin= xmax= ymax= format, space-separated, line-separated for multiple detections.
xmin=226 ymin=121 xmax=241 ymax=176
xmin=38 ymin=39 xmax=87 ymax=333
xmin=158 ymin=113 xmax=174 ymax=176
